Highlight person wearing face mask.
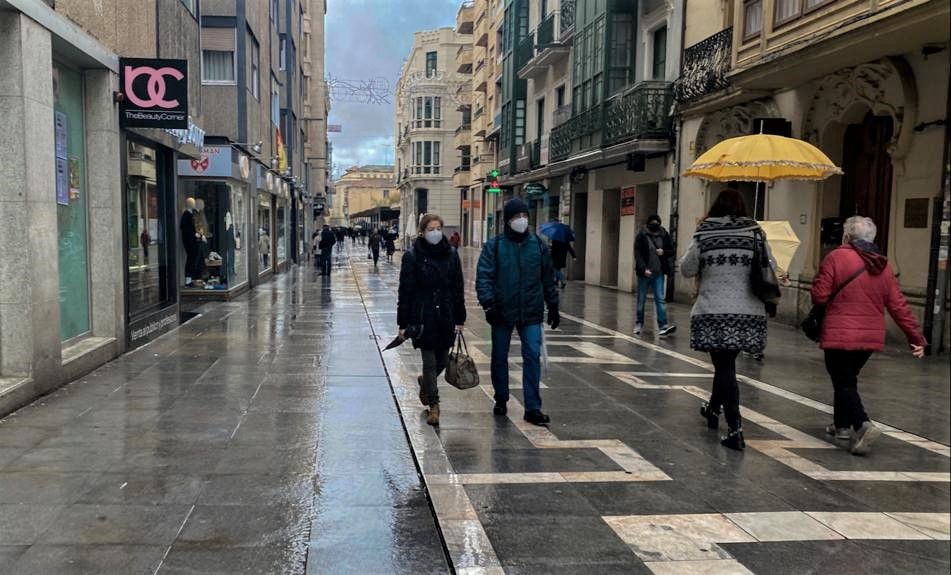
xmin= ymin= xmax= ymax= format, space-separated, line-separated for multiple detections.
xmin=634 ymin=214 xmax=676 ymax=337
xmin=476 ymin=198 xmax=559 ymax=426
xmin=397 ymin=214 xmax=467 ymax=426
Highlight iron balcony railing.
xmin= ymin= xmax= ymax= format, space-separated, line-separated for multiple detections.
xmin=516 ymin=32 xmax=535 ymax=69
xmin=537 ymin=13 xmax=555 ymax=46
xmin=604 ymin=81 xmax=674 ymax=146
xmin=560 ymin=0 xmax=575 ymax=36
xmin=675 ymin=27 xmax=733 ymax=104
xmin=552 ymin=104 xmax=572 ymax=127
xmin=531 ymin=139 xmax=542 ymax=169
xmin=549 ymin=81 xmax=673 ymax=162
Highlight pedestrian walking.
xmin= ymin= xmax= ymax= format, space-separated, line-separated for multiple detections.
xmin=384 ymin=230 xmax=396 ymax=263
xmin=368 ymin=229 xmax=382 ymax=268
xmin=812 ymin=215 xmax=926 ymax=455
xmin=449 ymin=231 xmax=462 ymax=250
xmin=634 ymin=214 xmax=676 ymax=337
xmin=680 ymin=189 xmax=774 ymax=450
xmin=476 ymin=198 xmax=559 ymax=426
xmin=397 ymin=214 xmax=467 ymax=427
xmin=538 ymin=217 xmax=576 ymax=290
xmin=318 ymin=224 xmax=336 ymax=276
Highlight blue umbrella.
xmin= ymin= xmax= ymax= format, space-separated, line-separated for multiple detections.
xmin=539 ymin=221 xmax=575 ymax=243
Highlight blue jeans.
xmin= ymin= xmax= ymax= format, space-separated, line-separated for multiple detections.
xmin=490 ymin=323 xmax=543 ymax=412
xmin=636 ymin=275 xmax=668 ymax=328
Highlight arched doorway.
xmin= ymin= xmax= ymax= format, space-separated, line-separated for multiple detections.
xmin=840 ymin=112 xmax=894 ymax=253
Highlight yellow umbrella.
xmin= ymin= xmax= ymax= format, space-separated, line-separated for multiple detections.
xmin=758 ymin=220 xmax=801 ymax=275
xmin=683 ymin=134 xmax=842 ymax=182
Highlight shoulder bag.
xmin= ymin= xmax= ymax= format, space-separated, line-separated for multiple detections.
xmin=750 ymin=229 xmax=781 ymax=316
xmin=800 ymin=267 xmax=866 ymax=342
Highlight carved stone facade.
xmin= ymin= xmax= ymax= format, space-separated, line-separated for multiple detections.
xmin=693 ymin=98 xmax=781 ymax=156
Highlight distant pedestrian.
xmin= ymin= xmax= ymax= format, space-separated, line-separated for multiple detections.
xmin=634 ymin=214 xmax=676 ymax=337
xmin=539 ymin=217 xmax=576 ymax=289
xmin=680 ymin=189 xmax=774 ymax=450
xmin=318 ymin=224 xmax=336 ymax=276
xmin=812 ymin=215 xmax=926 ymax=455
xmin=476 ymin=198 xmax=559 ymax=426
xmin=384 ymin=230 xmax=396 ymax=263
xmin=449 ymin=231 xmax=462 ymax=250
xmin=397 ymin=214 xmax=466 ymax=427
xmin=368 ymin=229 xmax=382 ymax=268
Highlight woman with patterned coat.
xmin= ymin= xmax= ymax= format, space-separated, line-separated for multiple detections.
xmin=680 ymin=189 xmax=773 ymax=451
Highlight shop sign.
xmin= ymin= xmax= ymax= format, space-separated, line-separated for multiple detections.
xmin=239 ymin=155 xmax=251 ymax=180
xmin=266 ymin=172 xmax=275 ymax=192
xmin=119 ymin=58 xmax=189 ymax=129
xmin=524 ymin=182 xmax=548 ymax=198
xmin=621 ymin=186 xmax=636 ymax=216
xmin=164 ymin=116 xmax=205 ymax=148
xmin=177 ymin=146 xmax=231 ymax=177
xmin=128 ymin=307 xmax=178 ymax=347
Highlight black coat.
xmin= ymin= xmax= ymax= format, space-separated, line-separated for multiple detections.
xmin=318 ymin=229 xmax=336 ymax=250
xmin=635 ymin=227 xmax=674 ymax=277
xmin=397 ymin=238 xmax=467 ymax=350
xmin=550 ymin=240 xmax=576 ymax=268
xmin=180 ymin=210 xmax=197 ymax=251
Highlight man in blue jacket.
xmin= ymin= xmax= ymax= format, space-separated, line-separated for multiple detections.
xmin=476 ymin=198 xmax=559 ymax=426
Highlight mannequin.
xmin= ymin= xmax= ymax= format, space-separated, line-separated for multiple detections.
xmin=225 ymin=210 xmax=236 ymax=282
xmin=181 ymin=197 xmax=206 ymax=287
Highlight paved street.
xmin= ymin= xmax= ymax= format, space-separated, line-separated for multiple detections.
xmin=1 ymin=246 xmax=949 ymax=574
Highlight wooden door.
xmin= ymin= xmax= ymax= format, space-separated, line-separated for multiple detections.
xmin=840 ymin=113 xmax=893 ymax=252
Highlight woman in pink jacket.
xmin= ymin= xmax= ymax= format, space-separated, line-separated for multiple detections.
xmin=812 ymin=216 xmax=926 ymax=455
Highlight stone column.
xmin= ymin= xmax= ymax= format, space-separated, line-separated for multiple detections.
xmin=0 ymin=13 xmax=59 ymax=382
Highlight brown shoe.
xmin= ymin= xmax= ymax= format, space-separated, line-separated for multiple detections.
xmin=417 ymin=376 xmax=428 ymax=406
xmin=426 ymin=404 xmax=440 ymax=426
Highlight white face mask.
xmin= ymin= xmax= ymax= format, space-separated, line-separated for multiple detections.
xmin=509 ymin=217 xmax=529 ymax=234
xmin=424 ymin=229 xmax=443 ymax=245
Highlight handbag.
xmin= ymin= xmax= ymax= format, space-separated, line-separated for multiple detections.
xmin=446 ymin=333 xmax=480 ymax=390
xmin=800 ymin=267 xmax=866 ymax=342
xmin=750 ymin=229 xmax=781 ymax=316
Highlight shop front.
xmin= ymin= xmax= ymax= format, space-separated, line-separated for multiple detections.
xmin=276 ymin=181 xmax=290 ymax=272
xmin=255 ymin=166 xmax=277 ymax=280
xmin=176 ymin=145 xmax=252 ymax=299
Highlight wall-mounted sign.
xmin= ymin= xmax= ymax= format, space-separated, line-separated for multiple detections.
xmin=119 ymin=58 xmax=188 ymax=129
xmin=239 ymin=155 xmax=251 ymax=180
xmin=904 ymin=198 xmax=930 ymax=229
xmin=621 ymin=186 xmax=636 ymax=216
xmin=266 ymin=172 xmax=275 ymax=192
xmin=177 ymin=146 xmax=231 ymax=177
xmin=524 ymin=182 xmax=548 ymax=198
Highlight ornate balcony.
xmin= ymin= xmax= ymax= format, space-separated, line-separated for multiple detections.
xmin=549 ymin=103 xmax=602 ymax=162
xmin=560 ymin=0 xmax=575 ymax=39
xmin=675 ymin=27 xmax=732 ymax=104
xmin=603 ymin=81 xmax=674 ymax=147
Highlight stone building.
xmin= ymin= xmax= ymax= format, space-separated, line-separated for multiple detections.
xmin=333 ymin=164 xmax=397 ymax=220
xmin=675 ymin=0 xmax=950 ymax=347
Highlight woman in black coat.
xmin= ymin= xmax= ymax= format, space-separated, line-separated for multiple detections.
xmin=397 ymin=214 xmax=466 ymax=426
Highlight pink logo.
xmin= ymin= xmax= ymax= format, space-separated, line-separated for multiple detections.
xmin=124 ymin=65 xmax=184 ymax=109
xmin=190 ymin=157 xmax=210 ymax=172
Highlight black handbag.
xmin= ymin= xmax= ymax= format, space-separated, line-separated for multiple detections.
xmin=750 ymin=229 xmax=781 ymax=316
xmin=800 ymin=267 xmax=866 ymax=342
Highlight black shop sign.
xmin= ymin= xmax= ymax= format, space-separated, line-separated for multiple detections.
xmin=119 ymin=58 xmax=189 ymax=129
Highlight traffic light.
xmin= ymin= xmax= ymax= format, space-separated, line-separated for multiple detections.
xmin=487 ymin=169 xmax=501 ymax=194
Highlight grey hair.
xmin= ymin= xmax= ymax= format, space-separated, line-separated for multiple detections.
xmin=844 ymin=216 xmax=877 ymax=243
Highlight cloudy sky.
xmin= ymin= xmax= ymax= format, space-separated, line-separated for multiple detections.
xmin=325 ymin=0 xmax=457 ymax=178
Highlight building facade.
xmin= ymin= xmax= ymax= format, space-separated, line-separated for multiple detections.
xmin=395 ymin=27 xmax=470 ymax=244
xmin=333 ymin=164 xmax=397 ymax=219
xmin=676 ymin=0 xmax=949 ymax=348
xmin=303 ymin=0 xmax=331 ymax=232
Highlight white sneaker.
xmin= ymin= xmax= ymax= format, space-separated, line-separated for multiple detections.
xmin=849 ymin=421 xmax=882 ymax=455
xmin=825 ymin=424 xmax=851 ymax=440
xmin=658 ymin=325 xmax=677 ymax=337
xmin=633 ymin=325 xmax=642 ymax=336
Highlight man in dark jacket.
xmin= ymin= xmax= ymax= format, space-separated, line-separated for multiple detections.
xmin=634 ymin=214 xmax=676 ymax=337
xmin=318 ymin=224 xmax=336 ymax=276
xmin=476 ymin=198 xmax=559 ymax=426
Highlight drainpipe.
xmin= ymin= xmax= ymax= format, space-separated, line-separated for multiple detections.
xmin=668 ymin=0 xmax=688 ymax=302
xmin=924 ymin=69 xmax=951 ymax=354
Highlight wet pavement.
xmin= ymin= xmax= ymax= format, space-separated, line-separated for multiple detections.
xmin=0 ymin=244 xmax=949 ymax=574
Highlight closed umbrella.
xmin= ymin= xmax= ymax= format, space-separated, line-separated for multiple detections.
xmin=757 ymin=220 xmax=801 ymax=275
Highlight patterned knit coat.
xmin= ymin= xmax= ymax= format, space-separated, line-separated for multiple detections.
xmin=680 ymin=216 xmax=770 ymax=354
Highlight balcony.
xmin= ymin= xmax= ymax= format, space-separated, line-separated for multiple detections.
xmin=518 ymin=14 xmax=571 ymax=80
xmin=549 ymin=81 xmax=673 ymax=162
xmin=456 ymin=44 xmax=474 ymax=74
xmin=560 ymin=0 xmax=576 ymax=40
xmin=453 ymin=163 xmax=472 ymax=188
xmin=515 ymin=32 xmax=535 ymax=72
xmin=456 ymin=0 xmax=475 ymax=35
xmin=552 ymin=104 xmax=571 ymax=128
xmin=475 ymin=9 xmax=488 ymax=47
xmin=473 ymin=58 xmax=487 ymax=92
xmin=454 ymin=123 xmax=471 ymax=150
xmin=675 ymin=28 xmax=732 ymax=105
xmin=487 ymin=110 xmax=502 ymax=139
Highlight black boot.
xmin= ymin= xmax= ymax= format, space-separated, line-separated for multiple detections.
xmin=700 ymin=401 xmax=720 ymax=429
xmin=417 ymin=376 xmax=429 ymax=407
xmin=720 ymin=428 xmax=745 ymax=451
xmin=493 ymin=401 xmax=507 ymax=416
xmin=524 ymin=410 xmax=550 ymax=426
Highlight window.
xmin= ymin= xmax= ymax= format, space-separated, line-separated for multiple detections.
xmin=651 ymin=26 xmax=667 ymax=81
xmin=269 ymin=0 xmax=278 ymax=23
xmin=249 ymin=32 xmax=260 ymax=99
xmin=775 ymin=0 xmax=833 ymax=26
xmin=412 ymin=141 xmax=441 ymax=174
xmin=536 ymin=97 xmax=545 ymax=140
xmin=607 ymin=12 xmax=633 ymax=95
xmin=413 ymin=96 xmax=442 ymax=128
xmin=271 ymin=76 xmax=280 ymax=126
xmin=743 ymin=0 xmax=762 ymax=38
xmin=279 ymin=36 xmax=287 ymax=71
xmin=556 ymin=85 xmax=565 ymax=107
xmin=201 ymin=28 xmax=236 ymax=84
xmin=425 ymin=51 xmax=438 ymax=77
xmin=383 ymin=189 xmax=390 ymax=199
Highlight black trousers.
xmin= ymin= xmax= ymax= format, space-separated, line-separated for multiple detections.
xmin=824 ymin=349 xmax=873 ymax=430
xmin=320 ymin=248 xmax=333 ymax=275
xmin=420 ymin=347 xmax=450 ymax=406
xmin=708 ymin=350 xmax=741 ymax=430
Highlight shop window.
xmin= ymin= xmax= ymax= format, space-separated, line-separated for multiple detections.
xmin=180 ymin=181 xmax=248 ymax=291
xmin=277 ymin=199 xmax=288 ymax=263
xmin=258 ymin=194 xmax=273 ymax=272
xmin=53 ymin=62 xmax=91 ymax=341
xmin=127 ymin=140 xmax=173 ymax=315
